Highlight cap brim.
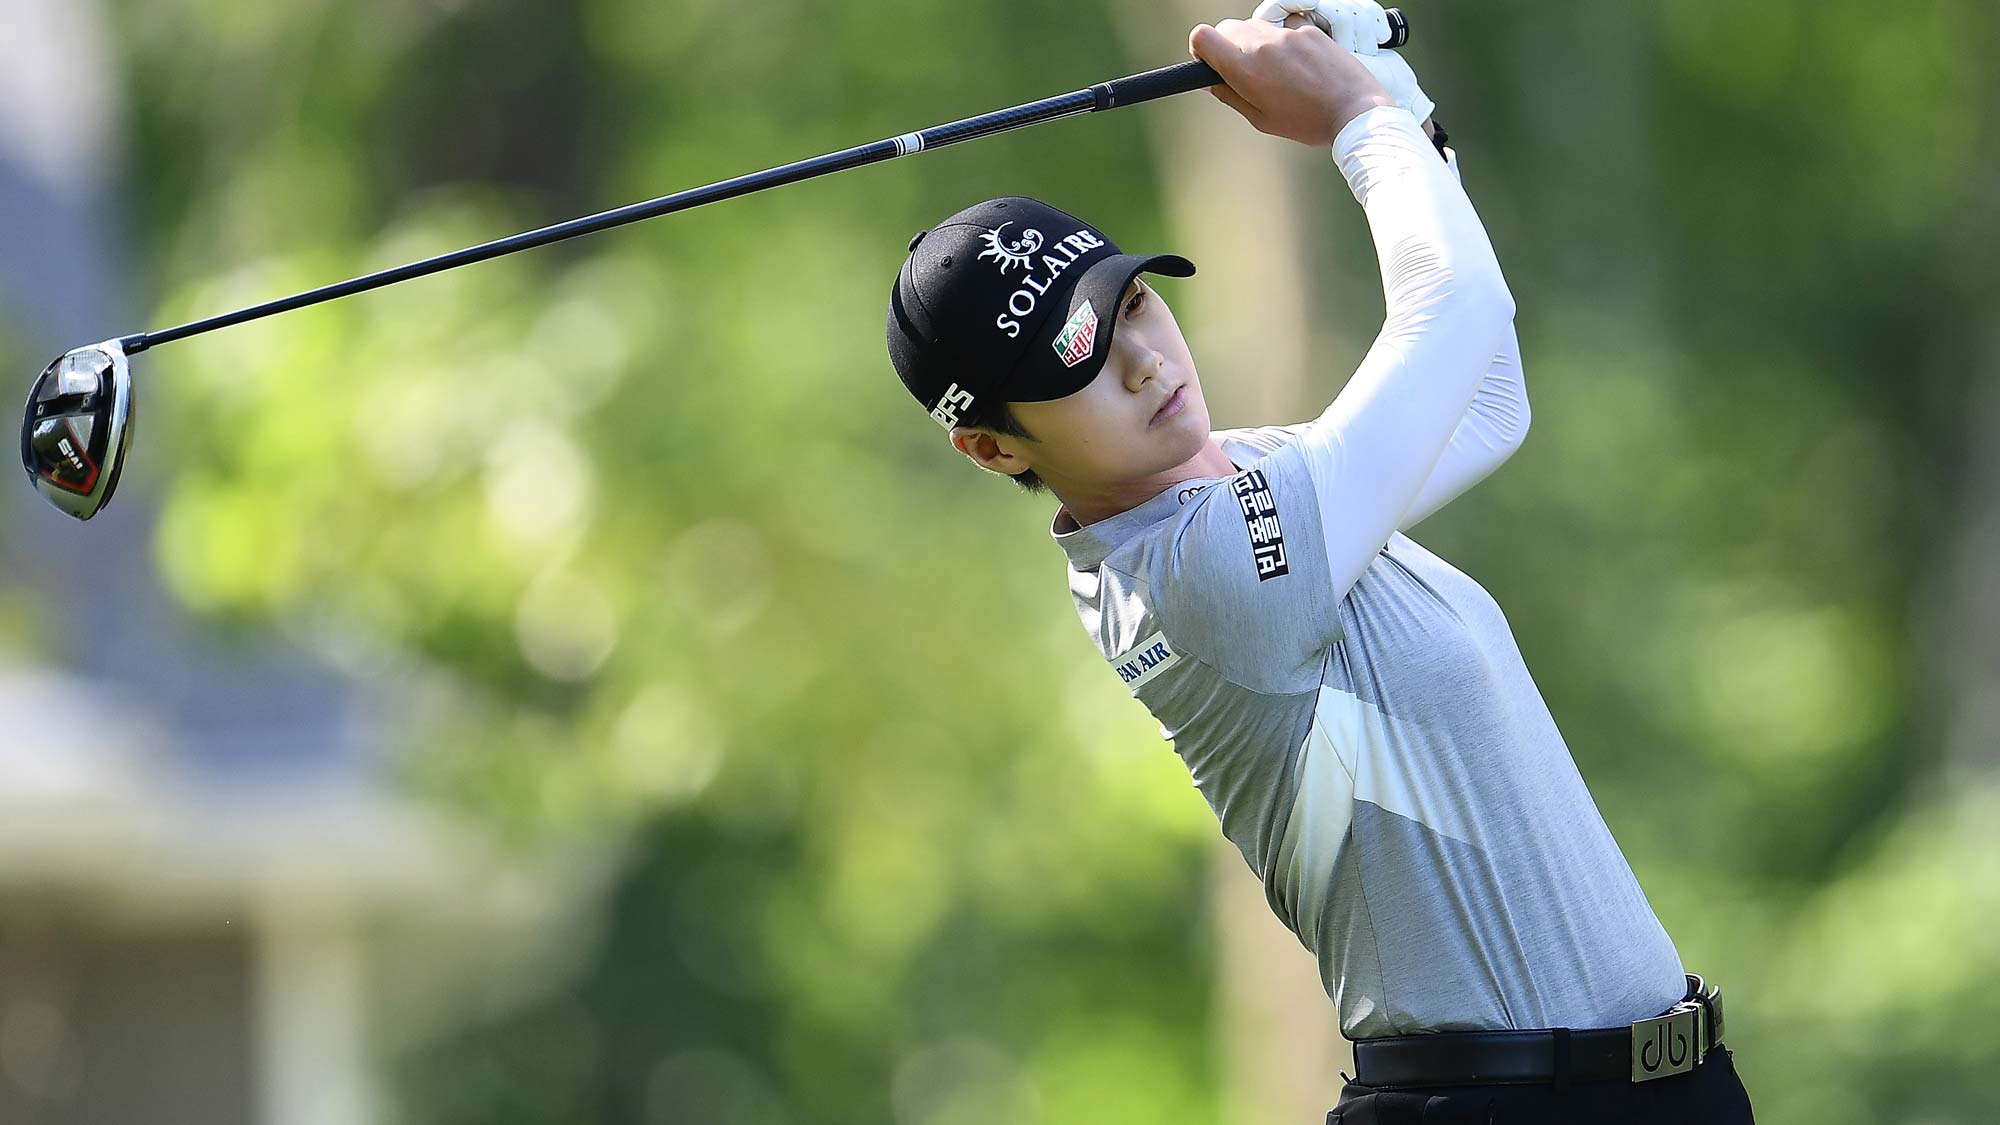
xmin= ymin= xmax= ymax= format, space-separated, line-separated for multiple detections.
xmin=1004 ymin=252 xmax=1196 ymax=404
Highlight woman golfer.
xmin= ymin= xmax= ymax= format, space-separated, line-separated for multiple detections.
xmin=887 ymin=6 xmax=1753 ymax=1122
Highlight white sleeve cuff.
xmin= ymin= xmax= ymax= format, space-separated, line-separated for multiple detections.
xmin=1330 ymin=104 xmax=1441 ymax=204
xmin=1332 ymin=103 xmax=1416 ymax=149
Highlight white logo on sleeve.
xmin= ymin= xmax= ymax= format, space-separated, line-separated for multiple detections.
xmin=1110 ymin=630 xmax=1181 ymax=692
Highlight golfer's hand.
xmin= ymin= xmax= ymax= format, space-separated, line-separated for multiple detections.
xmin=1251 ymin=0 xmax=1392 ymax=54
xmin=1190 ymin=18 xmax=1395 ymax=148
xmin=1249 ymin=0 xmax=1438 ymax=126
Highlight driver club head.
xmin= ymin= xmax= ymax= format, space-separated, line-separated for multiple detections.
xmin=20 ymin=340 xmax=135 ymax=521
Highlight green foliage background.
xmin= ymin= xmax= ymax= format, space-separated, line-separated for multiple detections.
xmin=30 ymin=0 xmax=2000 ymax=1121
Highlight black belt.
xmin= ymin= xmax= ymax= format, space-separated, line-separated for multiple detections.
xmin=1352 ymin=974 xmax=1727 ymax=1089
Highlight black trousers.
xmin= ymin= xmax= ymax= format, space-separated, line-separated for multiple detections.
xmin=1326 ymin=1046 xmax=1754 ymax=1124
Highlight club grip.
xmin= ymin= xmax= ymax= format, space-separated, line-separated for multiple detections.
xmin=1093 ymin=8 xmax=1410 ymax=111
xmin=1093 ymin=60 xmax=1223 ymax=110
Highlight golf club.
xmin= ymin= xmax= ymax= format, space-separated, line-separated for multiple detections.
xmin=19 ymin=11 xmax=1409 ymax=521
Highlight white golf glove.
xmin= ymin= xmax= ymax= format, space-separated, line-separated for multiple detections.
xmin=1250 ymin=0 xmax=1437 ymax=124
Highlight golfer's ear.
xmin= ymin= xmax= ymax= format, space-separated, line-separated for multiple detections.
xmin=950 ymin=427 xmax=1032 ymax=478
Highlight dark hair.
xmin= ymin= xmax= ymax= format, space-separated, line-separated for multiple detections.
xmin=961 ymin=399 xmax=1048 ymax=494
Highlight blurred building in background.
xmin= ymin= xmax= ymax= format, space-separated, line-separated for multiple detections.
xmin=0 ymin=4 xmax=594 ymax=1123
xmin=0 ymin=689 xmax=589 ymax=1125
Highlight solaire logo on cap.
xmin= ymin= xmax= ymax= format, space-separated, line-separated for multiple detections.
xmin=989 ymin=226 xmax=1109 ymax=340
xmin=977 ymin=224 xmax=1044 ymax=275
xmin=1052 ymin=302 xmax=1099 ymax=368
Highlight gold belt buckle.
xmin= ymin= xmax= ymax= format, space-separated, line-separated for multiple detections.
xmin=1630 ymin=1000 xmax=1707 ymax=1083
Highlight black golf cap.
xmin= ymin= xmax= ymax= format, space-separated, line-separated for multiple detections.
xmin=887 ymin=197 xmax=1194 ymax=430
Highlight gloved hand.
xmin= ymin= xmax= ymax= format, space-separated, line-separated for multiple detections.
xmin=1250 ymin=0 xmax=1389 ymax=53
xmin=1249 ymin=0 xmax=1436 ymax=125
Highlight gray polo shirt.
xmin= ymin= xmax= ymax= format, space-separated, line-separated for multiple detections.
xmin=1052 ymin=423 xmax=1686 ymax=1040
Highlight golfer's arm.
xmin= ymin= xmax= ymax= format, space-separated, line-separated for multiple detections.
xmin=1396 ymin=321 xmax=1526 ymax=528
xmin=1295 ymin=106 xmax=1514 ymax=597
xmin=1396 ymin=147 xmax=1529 ymax=529
xmin=1243 ymin=322 xmax=1526 ymax=531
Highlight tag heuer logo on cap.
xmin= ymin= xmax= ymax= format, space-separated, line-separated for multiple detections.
xmin=1052 ymin=301 xmax=1099 ymax=369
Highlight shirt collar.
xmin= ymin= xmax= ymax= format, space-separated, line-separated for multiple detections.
xmin=1051 ymin=475 xmax=1229 ymax=570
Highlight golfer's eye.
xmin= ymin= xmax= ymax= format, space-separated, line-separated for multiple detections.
xmin=1124 ymin=288 xmax=1146 ymax=319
